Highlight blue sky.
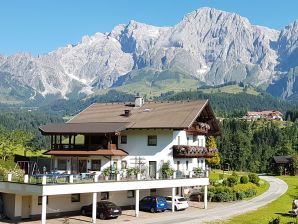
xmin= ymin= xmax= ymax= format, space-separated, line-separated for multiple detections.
xmin=1 ymin=0 xmax=297 ymax=55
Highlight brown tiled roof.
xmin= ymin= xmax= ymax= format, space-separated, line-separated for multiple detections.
xmin=68 ymin=100 xmax=209 ymax=129
xmin=39 ymin=100 xmax=221 ymax=135
xmin=39 ymin=122 xmax=129 ymax=135
xmin=44 ymin=149 xmax=128 ymax=156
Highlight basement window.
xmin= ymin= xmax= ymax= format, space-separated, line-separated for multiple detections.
xmin=71 ymin=194 xmax=80 ymax=203
xmin=127 ymin=190 xmax=135 ymax=198
xmin=38 ymin=196 xmax=49 ymax=205
xmin=101 ymin=192 xmax=109 ymax=200
xmin=148 ymin=135 xmax=157 ymax=146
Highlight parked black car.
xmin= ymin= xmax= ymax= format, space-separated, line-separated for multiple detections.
xmin=81 ymin=201 xmax=122 ymax=220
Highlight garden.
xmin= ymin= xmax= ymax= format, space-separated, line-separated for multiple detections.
xmin=202 ymin=170 xmax=269 ymax=202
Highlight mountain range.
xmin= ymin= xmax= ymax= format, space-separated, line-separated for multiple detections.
xmin=1 ymin=7 xmax=298 ymax=104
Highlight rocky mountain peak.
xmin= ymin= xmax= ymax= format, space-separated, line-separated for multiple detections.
xmin=0 ymin=7 xmax=297 ymax=102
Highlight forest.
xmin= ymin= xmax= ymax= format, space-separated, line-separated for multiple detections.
xmin=218 ymin=119 xmax=298 ymax=173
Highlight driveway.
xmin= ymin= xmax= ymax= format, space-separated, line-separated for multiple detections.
xmin=0 ymin=176 xmax=287 ymax=224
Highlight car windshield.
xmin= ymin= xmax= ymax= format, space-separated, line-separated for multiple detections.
xmin=157 ymin=197 xmax=166 ymax=202
xmin=178 ymin=198 xmax=186 ymax=202
xmin=101 ymin=202 xmax=116 ymax=207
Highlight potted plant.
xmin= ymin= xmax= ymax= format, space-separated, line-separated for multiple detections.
xmin=127 ymin=167 xmax=137 ymax=179
xmin=193 ymin=167 xmax=203 ymax=177
xmin=102 ymin=167 xmax=111 ymax=181
xmin=161 ymin=161 xmax=174 ymax=179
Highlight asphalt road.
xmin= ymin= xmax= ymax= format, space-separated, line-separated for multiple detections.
xmin=132 ymin=176 xmax=288 ymax=224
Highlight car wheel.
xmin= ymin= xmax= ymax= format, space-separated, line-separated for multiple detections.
xmin=81 ymin=209 xmax=86 ymax=216
xmin=150 ymin=207 xmax=155 ymax=213
xmin=99 ymin=212 xmax=106 ymax=220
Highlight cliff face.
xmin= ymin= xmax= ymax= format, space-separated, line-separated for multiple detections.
xmin=0 ymin=7 xmax=298 ymax=102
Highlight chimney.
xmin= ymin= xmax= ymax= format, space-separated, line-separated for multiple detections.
xmin=135 ymin=96 xmax=144 ymax=107
xmin=124 ymin=109 xmax=131 ymax=117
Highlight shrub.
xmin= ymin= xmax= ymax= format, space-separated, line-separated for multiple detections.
xmin=268 ymin=217 xmax=280 ymax=224
xmin=236 ymin=191 xmax=246 ymax=200
xmin=248 ymin=173 xmax=260 ymax=185
xmin=222 ymin=179 xmax=228 ymax=186
xmin=232 ymin=183 xmax=258 ymax=193
xmin=231 ymin=171 xmax=239 ymax=179
xmin=240 ymin=175 xmax=249 ymax=184
xmin=219 ymin=174 xmax=224 ymax=180
xmin=227 ymin=176 xmax=238 ymax=187
xmin=245 ymin=189 xmax=256 ymax=198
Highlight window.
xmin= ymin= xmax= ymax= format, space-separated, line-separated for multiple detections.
xmin=57 ymin=159 xmax=67 ymax=170
xmin=150 ymin=189 xmax=156 ymax=193
xmin=71 ymin=194 xmax=80 ymax=202
xmin=38 ymin=196 xmax=48 ymax=205
xmin=127 ymin=190 xmax=134 ymax=198
xmin=101 ymin=192 xmax=109 ymax=200
xmin=187 ymin=136 xmax=190 ymax=146
xmin=148 ymin=135 xmax=157 ymax=146
xmin=91 ymin=160 xmax=101 ymax=171
xmin=186 ymin=161 xmax=189 ymax=170
xmin=121 ymin=135 xmax=127 ymax=144
xmin=121 ymin=160 xmax=127 ymax=169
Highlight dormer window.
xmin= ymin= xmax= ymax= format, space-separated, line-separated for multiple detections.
xmin=148 ymin=135 xmax=157 ymax=146
xmin=121 ymin=135 xmax=127 ymax=144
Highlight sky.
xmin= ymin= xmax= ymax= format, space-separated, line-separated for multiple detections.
xmin=0 ymin=0 xmax=298 ymax=55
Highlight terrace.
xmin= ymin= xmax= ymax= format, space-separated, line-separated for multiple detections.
xmin=0 ymin=170 xmax=209 ymax=224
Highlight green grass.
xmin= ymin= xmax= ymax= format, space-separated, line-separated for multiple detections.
xmin=225 ymin=176 xmax=298 ymax=224
xmin=199 ymin=85 xmax=260 ymax=96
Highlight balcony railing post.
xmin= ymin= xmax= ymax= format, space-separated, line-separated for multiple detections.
xmin=7 ymin=173 xmax=12 ymax=182
xmin=116 ymin=173 xmax=120 ymax=181
xmin=69 ymin=175 xmax=73 ymax=183
xmin=24 ymin=174 xmax=29 ymax=183
xmin=156 ymin=172 xmax=159 ymax=180
xmin=137 ymin=173 xmax=141 ymax=180
xmin=173 ymin=171 xmax=176 ymax=179
xmin=42 ymin=176 xmax=47 ymax=185
xmin=189 ymin=171 xmax=193 ymax=178
xmin=94 ymin=174 xmax=99 ymax=183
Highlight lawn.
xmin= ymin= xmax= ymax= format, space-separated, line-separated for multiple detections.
xmin=224 ymin=176 xmax=298 ymax=224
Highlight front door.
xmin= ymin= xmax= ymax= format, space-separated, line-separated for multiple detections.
xmin=79 ymin=160 xmax=87 ymax=173
xmin=149 ymin=161 xmax=157 ymax=178
xmin=21 ymin=196 xmax=31 ymax=219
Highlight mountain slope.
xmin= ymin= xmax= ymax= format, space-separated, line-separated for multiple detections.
xmin=0 ymin=7 xmax=298 ymax=103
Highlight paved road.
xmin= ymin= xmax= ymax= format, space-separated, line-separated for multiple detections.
xmin=130 ymin=176 xmax=288 ymax=224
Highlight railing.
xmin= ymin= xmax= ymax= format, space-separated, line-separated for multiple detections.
xmin=0 ymin=170 xmax=208 ymax=185
xmin=51 ymin=143 xmax=118 ymax=150
xmin=173 ymin=145 xmax=218 ymax=158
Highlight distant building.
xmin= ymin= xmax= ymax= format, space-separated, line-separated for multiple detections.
xmin=242 ymin=110 xmax=283 ymax=121
xmin=272 ymin=155 xmax=295 ymax=176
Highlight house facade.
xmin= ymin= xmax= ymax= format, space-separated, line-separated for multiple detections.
xmin=242 ymin=110 xmax=283 ymax=121
xmin=0 ymin=98 xmax=220 ymax=223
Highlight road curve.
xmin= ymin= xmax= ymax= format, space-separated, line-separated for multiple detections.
xmin=136 ymin=176 xmax=288 ymax=224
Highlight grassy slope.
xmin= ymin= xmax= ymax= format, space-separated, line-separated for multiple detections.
xmin=200 ymin=85 xmax=260 ymax=96
xmin=225 ymin=176 xmax=298 ymax=224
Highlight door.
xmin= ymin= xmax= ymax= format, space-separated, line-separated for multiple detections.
xmin=21 ymin=196 xmax=31 ymax=219
xmin=79 ymin=160 xmax=87 ymax=173
xmin=149 ymin=161 xmax=157 ymax=178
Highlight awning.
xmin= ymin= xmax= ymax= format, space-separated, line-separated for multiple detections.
xmin=39 ymin=122 xmax=130 ymax=135
xmin=44 ymin=149 xmax=128 ymax=156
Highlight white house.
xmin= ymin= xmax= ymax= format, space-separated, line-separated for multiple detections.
xmin=0 ymin=98 xmax=220 ymax=223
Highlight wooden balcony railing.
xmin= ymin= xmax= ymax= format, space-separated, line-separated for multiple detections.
xmin=173 ymin=145 xmax=218 ymax=158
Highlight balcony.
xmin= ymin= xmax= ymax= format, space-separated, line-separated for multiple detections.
xmin=173 ymin=145 xmax=218 ymax=158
